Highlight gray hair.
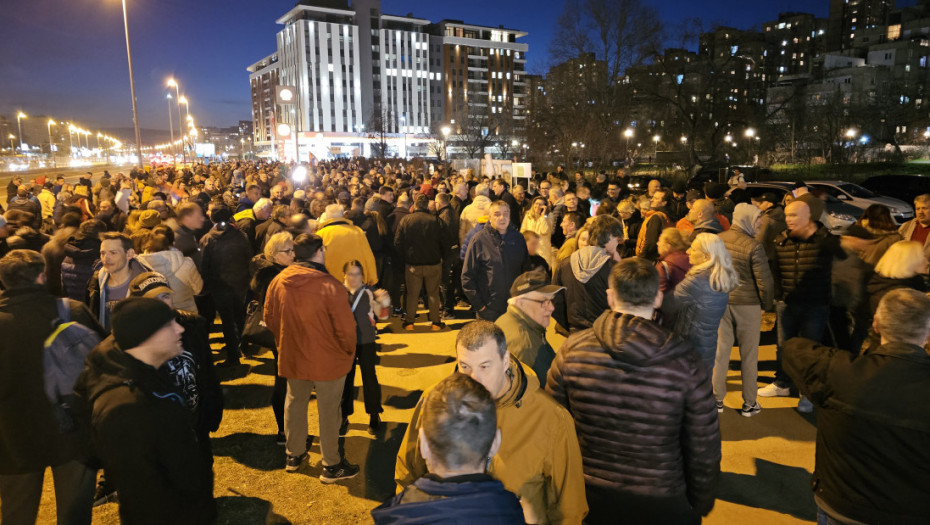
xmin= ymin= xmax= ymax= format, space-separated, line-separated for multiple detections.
xmin=875 ymin=288 xmax=930 ymax=345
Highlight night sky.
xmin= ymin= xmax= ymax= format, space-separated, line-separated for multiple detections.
xmin=2 ymin=0 xmax=888 ymax=138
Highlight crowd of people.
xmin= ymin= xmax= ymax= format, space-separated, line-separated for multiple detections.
xmin=0 ymin=159 xmax=929 ymax=525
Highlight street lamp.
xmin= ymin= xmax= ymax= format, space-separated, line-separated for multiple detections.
xmin=400 ymin=114 xmax=407 ymax=159
xmin=48 ymin=119 xmax=56 ymax=165
xmin=119 ymin=0 xmax=144 ymax=168
xmin=166 ymin=93 xmax=175 ymax=159
xmin=179 ymin=95 xmax=190 ymax=161
xmin=16 ymin=112 xmax=27 ymax=152
xmin=8 ymin=134 xmax=15 ymax=151
xmin=652 ymin=134 xmax=660 ymax=161
xmin=845 ymin=128 xmax=857 ymax=140
xmin=624 ymin=128 xmax=634 ymax=156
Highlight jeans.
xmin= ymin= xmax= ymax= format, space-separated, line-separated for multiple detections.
xmin=269 ymin=346 xmax=287 ymax=433
xmin=440 ymin=255 xmax=462 ymax=311
xmin=714 ymin=304 xmax=762 ymax=406
xmin=340 ymin=342 xmax=383 ymax=417
xmin=404 ymin=263 xmax=442 ymax=324
xmin=212 ymin=287 xmax=246 ymax=359
xmin=0 ymin=460 xmax=96 ymax=525
xmin=774 ymin=302 xmax=829 ymax=388
xmin=285 ymin=376 xmax=346 ymax=466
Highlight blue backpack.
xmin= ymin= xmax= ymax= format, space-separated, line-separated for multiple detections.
xmin=43 ymin=298 xmax=101 ymax=433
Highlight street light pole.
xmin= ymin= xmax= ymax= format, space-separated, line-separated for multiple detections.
xmin=167 ymin=94 xmax=175 ymax=159
xmin=48 ymin=120 xmax=56 ymax=166
xmin=16 ymin=112 xmax=27 ymax=152
xmin=120 ymin=0 xmax=144 ymax=169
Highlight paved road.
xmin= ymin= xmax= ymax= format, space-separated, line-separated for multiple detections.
xmin=0 ymin=164 xmax=127 ymax=202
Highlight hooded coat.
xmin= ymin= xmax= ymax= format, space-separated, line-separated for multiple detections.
xmin=719 ymin=204 xmax=774 ymax=308
xmin=552 ymin=246 xmax=614 ymax=333
xmin=317 ymin=218 xmax=378 ymax=285
xmin=136 ymin=249 xmax=203 ymax=312
xmin=263 ymin=262 xmax=357 ymax=381
xmin=546 ymin=311 xmax=720 ymax=517
xmin=73 ymin=337 xmax=214 ymax=525
xmin=460 ymin=195 xmax=492 ymax=243
xmin=496 ymin=303 xmax=556 ymax=383
xmin=395 ymin=357 xmax=588 ymax=525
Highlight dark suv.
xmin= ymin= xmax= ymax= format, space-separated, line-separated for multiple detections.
xmin=860 ymin=174 xmax=930 ymax=205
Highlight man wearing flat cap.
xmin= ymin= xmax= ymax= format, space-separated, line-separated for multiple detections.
xmin=75 ymin=297 xmax=215 ymax=524
xmin=495 ymin=270 xmax=564 ymax=382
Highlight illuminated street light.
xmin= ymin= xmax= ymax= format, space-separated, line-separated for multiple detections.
xmin=8 ymin=134 xmax=15 ymax=151
xmin=845 ymin=128 xmax=857 ymax=139
xmin=16 ymin=112 xmax=27 ymax=152
xmin=744 ymin=128 xmax=755 ymax=138
xmin=120 ymin=0 xmax=144 ymax=167
xmin=653 ymin=134 xmax=660 ymax=160
xmin=725 ymin=134 xmax=732 ymax=143
xmin=680 ymin=136 xmax=688 ymax=144
xmin=624 ymin=128 xmax=634 ymax=155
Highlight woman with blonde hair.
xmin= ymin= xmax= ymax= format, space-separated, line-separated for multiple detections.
xmin=867 ymin=240 xmax=928 ymax=315
xmin=673 ymin=233 xmax=739 ymax=374
xmin=521 ymin=196 xmax=555 ymax=267
xmin=655 ymin=228 xmax=692 ymax=325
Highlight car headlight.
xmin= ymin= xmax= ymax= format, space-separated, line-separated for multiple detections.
xmin=829 ymin=211 xmax=857 ymax=222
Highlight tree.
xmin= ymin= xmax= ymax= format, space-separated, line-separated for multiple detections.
xmin=366 ymin=104 xmax=394 ymax=159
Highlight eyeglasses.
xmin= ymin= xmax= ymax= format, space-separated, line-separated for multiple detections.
xmin=520 ymin=297 xmax=553 ymax=307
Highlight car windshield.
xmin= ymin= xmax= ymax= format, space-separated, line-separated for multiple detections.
xmin=838 ymin=183 xmax=875 ymax=198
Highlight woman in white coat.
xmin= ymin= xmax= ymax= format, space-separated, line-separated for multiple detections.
xmin=521 ymin=196 xmax=555 ymax=268
xmin=136 ymin=228 xmax=203 ymax=312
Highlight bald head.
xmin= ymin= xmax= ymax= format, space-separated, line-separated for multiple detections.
xmin=785 ymin=199 xmax=812 ymax=233
xmin=691 ymin=199 xmax=716 ymax=222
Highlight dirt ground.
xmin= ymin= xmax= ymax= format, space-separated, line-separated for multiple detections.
xmin=33 ymin=310 xmax=818 ymax=524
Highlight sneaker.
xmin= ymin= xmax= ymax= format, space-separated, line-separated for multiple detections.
xmin=403 ymin=323 xmax=415 ymax=331
xmin=93 ymin=487 xmax=118 ymax=507
xmin=285 ymin=452 xmax=306 ymax=473
xmin=758 ymin=383 xmax=790 ymax=397
xmin=275 ymin=431 xmax=286 ymax=445
xmin=319 ymin=459 xmax=360 ymax=483
xmin=431 ymin=322 xmax=446 ymax=331
xmin=392 ymin=307 xmax=403 ymax=317
xmin=797 ymin=396 xmax=814 ymax=413
xmin=740 ymin=402 xmax=762 ymax=417
xmin=716 ymin=400 xmax=724 ymax=413
xmin=339 ymin=418 xmax=349 ymax=437
xmin=368 ymin=414 xmax=381 ymax=435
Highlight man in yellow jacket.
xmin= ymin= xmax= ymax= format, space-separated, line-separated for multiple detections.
xmin=316 ymin=204 xmax=377 ymax=285
xmin=395 ymin=320 xmax=587 ymax=524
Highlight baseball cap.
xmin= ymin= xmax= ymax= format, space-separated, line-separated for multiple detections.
xmin=129 ymin=272 xmax=174 ymax=299
xmin=509 ymin=270 xmax=564 ymax=298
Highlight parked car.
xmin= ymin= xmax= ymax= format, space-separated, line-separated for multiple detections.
xmin=745 ymin=182 xmax=862 ymax=233
xmin=807 ymin=180 xmax=914 ymax=224
xmin=624 ymin=175 xmax=670 ymax=195
xmin=688 ymin=165 xmax=769 ymax=190
xmin=860 ymin=174 xmax=930 ymax=207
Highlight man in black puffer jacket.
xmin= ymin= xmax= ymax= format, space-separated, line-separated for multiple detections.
xmin=547 ymin=258 xmax=720 ymax=525
xmin=74 ymin=298 xmax=214 ymax=525
xmin=762 ymin=199 xmax=844 ymax=412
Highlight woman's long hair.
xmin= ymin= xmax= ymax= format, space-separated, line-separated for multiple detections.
xmin=689 ymin=233 xmax=739 ymax=293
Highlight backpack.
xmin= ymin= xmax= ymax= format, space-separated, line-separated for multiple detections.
xmin=43 ymin=298 xmax=102 ymax=433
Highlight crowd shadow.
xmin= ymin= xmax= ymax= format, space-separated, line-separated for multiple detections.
xmin=719 ymin=407 xmax=816 ymax=442
xmin=212 ymin=432 xmax=301 ymax=471
xmin=335 ymin=422 xmax=410 ymax=503
xmin=377 ymin=343 xmax=408 ymax=353
xmin=382 ymin=385 xmax=423 ymax=410
xmin=222 ymin=383 xmax=275 ymax=410
xmin=378 ymin=353 xmax=454 ymax=369
xmin=215 ymin=495 xmax=292 ymax=524
xmin=717 ymin=459 xmax=817 ymax=521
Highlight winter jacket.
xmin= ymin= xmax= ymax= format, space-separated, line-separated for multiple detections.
xmin=675 ymin=214 xmax=730 ymax=237
xmin=264 ymin=262 xmax=357 ymax=381
xmin=784 ymin=338 xmax=930 ymax=525
xmin=546 ymin=311 xmax=720 ymax=517
xmin=249 ymin=255 xmax=287 ymax=303
xmin=496 ymin=303 xmax=556 ymax=383
xmin=73 ymin=337 xmax=214 ymax=525
xmin=348 ymin=286 xmax=379 ymax=345
xmin=87 ymin=258 xmax=151 ymax=330
xmin=711 ymin=197 xmax=735 ymax=223
xmin=437 ymin=205 xmax=460 ymax=257
xmin=42 ymin=227 xmax=76 ymax=297
xmin=255 ymin=218 xmax=287 ymax=251
xmin=673 ymin=268 xmax=730 ymax=365
xmin=173 ymin=225 xmax=203 ymax=269
xmin=389 ymin=207 xmax=410 ymax=236
xmin=866 ymin=274 xmax=928 ymax=316
xmin=461 ymin=219 xmax=488 ymax=260
xmin=496 ymin=189 xmax=522 ymax=227
xmin=317 ymin=218 xmax=378 ymax=285
xmin=898 ymin=217 xmax=930 ymax=261
xmin=373 ymin=474 xmax=526 ymax=525
xmin=460 ymin=195 xmax=492 ymax=243
xmin=136 ymin=249 xmax=203 ymax=312
xmin=461 ymin=224 xmax=529 ymax=321
xmin=173 ymin=311 xmax=223 ymax=436
xmin=199 ymin=224 xmax=252 ymax=298
xmin=656 ymin=250 xmax=690 ymax=294
xmin=552 ymin=246 xmax=614 ymax=333
xmin=719 ymin=210 xmax=774 ymax=309
xmin=396 ymin=357 xmax=588 ymax=525
xmin=61 ymin=236 xmax=101 ymax=302
xmin=686 ymin=216 xmax=724 ymax=243
xmin=8 ymin=195 xmax=42 ymax=229
xmin=0 ymin=287 xmax=104 ymax=475
xmin=843 ymin=229 xmax=902 ymax=267
xmin=635 ymin=210 xmax=668 ymax=261
xmin=234 ymin=209 xmax=264 ymax=254
xmin=395 ymin=210 xmax=445 ymax=266
xmin=756 ymin=206 xmax=786 ymax=264
xmin=619 ymin=212 xmax=643 ymax=259
xmin=772 ymin=224 xmax=844 ymax=306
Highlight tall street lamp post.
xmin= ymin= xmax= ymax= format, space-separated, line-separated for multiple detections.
xmin=167 ymin=93 xmax=175 ymax=159
xmin=48 ymin=119 xmax=56 ymax=166
xmin=652 ymin=134 xmax=660 ymax=162
xmin=120 ymin=0 xmax=144 ymax=168
xmin=16 ymin=112 xmax=27 ymax=152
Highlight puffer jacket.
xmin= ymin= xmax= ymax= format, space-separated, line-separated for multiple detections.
xmin=866 ymin=274 xmax=927 ymax=315
xmin=394 ymin=210 xmax=445 ymax=266
xmin=61 ymin=236 xmax=101 ymax=302
xmin=719 ymin=205 xmax=774 ymax=308
xmin=396 ymin=357 xmax=588 ymax=524
xmin=772 ymin=224 xmax=844 ymax=305
xmin=547 ymin=311 xmax=720 ymax=517
xmin=317 ymin=218 xmax=378 ymax=285
xmin=673 ymin=267 xmax=730 ymax=366
xmin=459 ymin=195 xmax=492 ymax=243
xmin=199 ymin=224 xmax=252 ymax=298
xmin=552 ymin=246 xmax=614 ymax=333
xmin=373 ymin=473 xmax=525 ymax=525
xmin=136 ymin=249 xmax=203 ymax=312
xmin=756 ymin=206 xmax=786 ymax=263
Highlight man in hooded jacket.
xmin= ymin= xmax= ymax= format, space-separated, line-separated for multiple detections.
xmin=552 ymin=215 xmax=622 ymax=333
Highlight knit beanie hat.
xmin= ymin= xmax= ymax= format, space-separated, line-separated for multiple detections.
xmin=138 ymin=209 xmax=161 ymax=229
xmin=111 ymin=297 xmax=176 ymax=351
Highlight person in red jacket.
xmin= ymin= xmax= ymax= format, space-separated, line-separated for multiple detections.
xmin=263 ymin=233 xmax=360 ymax=483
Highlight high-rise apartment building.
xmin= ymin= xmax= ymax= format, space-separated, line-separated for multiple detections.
xmin=247 ymin=0 xmax=527 ymax=158
xmin=827 ymin=0 xmax=896 ymax=51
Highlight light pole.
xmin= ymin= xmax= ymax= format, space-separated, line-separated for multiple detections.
xmin=744 ymin=128 xmax=755 ymax=164
xmin=68 ymin=125 xmax=75 ymax=157
xmin=179 ymin=95 xmax=190 ymax=161
xmin=16 ymin=112 xmax=27 ymax=152
xmin=167 ymin=78 xmax=183 ymax=163
xmin=624 ymin=128 xmax=634 ymax=158
xmin=400 ymin=114 xmax=407 ymax=159
xmin=441 ymin=125 xmax=451 ymax=161
xmin=120 ymin=0 xmax=144 ymax=168
xmin=48 ymin=119 xmax=56 ymax=165
xmin=652 ymin=134 xmax=660 ymax=162
xmin=166 ymin=93 xmax=175 ymax=159
xmin=8 ymin=134 xmax=15 ymax=152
